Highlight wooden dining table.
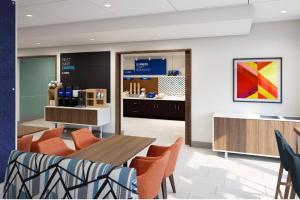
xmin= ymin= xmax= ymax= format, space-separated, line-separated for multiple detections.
xmin=17 ymin=125 xmax=49 ymax=138
xmin=69 ymin=135 xmax=156 ymax=166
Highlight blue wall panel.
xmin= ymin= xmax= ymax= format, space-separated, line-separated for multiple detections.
xmin=0 ymin=0 xmax=15 ymax=182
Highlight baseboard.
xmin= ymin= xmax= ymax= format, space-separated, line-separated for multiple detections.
xmin=191 ymin=141 xmax=212 ymax=148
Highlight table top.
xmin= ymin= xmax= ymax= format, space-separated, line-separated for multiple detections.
xmin=69 ymin=135 xmax=156 ymax=166
xmin=18 ymin=125 xmax=49 ymax=138
xmin=294 ymin=127 xmax=300 ymax=137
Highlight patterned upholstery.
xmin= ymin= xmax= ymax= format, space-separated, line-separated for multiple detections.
xmin=3 ymin=150 xmax=138 ymax=199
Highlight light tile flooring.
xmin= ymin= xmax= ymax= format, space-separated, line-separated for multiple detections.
xmin=1 ymin=117 xmax=291 ymax=199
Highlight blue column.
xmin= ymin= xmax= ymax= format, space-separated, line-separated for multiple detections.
xmin=0 ymin=0 xmax=16 ymax=182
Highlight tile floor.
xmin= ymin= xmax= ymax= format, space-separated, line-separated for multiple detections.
xmin=2 ymin=117 xmax=292 ymax=199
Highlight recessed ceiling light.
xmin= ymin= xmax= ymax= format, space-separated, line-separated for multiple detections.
xmin=35 ymin=42 xmax=41 ymax=45
xmin=104 ymin=3 xmax=112 ymax=7
xmin=90 ymin=38 xmax=95 ymax=41
xmin=26 ymin=14 xmax=33 ymax=17
xmin=280 ymin=10 xmax=287 ymax=14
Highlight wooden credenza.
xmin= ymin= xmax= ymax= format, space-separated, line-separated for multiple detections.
xmin=213 ymin=114 xmax=300 ymax=157
xmin=45 ymin=106 xmax=111 ymax=130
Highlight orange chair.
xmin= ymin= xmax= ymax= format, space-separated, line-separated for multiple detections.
xmin=17 ymin=135 xmax=33 ymax=152
xmin=145 ymin=138 xmax=183 ymax=198
xmin=30 ymin=128 xmax=64 ymax=152
xmin=37 ymin=137 xmax=75 ymax=156
xmin=130 ymin=151 xmax=171 ymax=199
xmin=71 ymin=128 xmax=101 ymax=150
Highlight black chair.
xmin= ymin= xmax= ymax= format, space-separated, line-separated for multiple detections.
xmin=286 ymin=143 xmax=300 ymax=198
xmin=274 ymin=130 xmax=293 ymax=199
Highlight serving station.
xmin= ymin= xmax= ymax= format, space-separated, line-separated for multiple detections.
xmin=213 ymin=113 xmax=300 ymax=158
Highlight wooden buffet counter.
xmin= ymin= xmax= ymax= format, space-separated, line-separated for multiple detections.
xmin=44 ymin=106 xmax=111 ymax=136
xmin=213 ymin=113 xmax=300 ymax=158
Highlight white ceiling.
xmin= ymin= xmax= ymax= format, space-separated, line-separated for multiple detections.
xmin=16 ymin=0 xmax=300 ymax=28
xmin=16 ymin=0 xmax=300 ymax=49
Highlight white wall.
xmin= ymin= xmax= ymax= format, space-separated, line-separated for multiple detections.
xmin=18 ymin=20 xmax=300 ymax=143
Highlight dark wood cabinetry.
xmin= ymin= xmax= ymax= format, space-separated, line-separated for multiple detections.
xmin=123 ymin=99 xmax=185 ymax=121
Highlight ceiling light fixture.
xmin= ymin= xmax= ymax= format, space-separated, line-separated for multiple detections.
xmin=280 ymin=10 xmax=287 ymax=14
xmin=90 ymin=38 xmax=95 ymax=41
xmin=104 ymin=3 xmax=112 ymax=8
xmin=35 ymin=42 xmax=41 ymax=45
xmin=26 ymin=14 xmax=33 ymax=17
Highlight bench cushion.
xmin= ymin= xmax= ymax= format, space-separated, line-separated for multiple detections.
xmin=3 ymin=150 xmax=138 ymax=199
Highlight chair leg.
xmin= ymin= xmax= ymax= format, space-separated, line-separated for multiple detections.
xmin=290 ymin=187 xmax=296 ymax=199
xmin=284 ymin=171 xmax=292 ymax=199
xmin=154 ymin=195 xmax=159 ymax=199
xmin=275 ymin=164 xmax=284 ymax=199
xmin=161 ymin=178 xmax=167 ymax=199
xmin=169 ymin=174 xmax=176 ymax=193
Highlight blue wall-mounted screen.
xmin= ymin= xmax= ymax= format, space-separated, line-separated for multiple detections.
xmin=134 ymin=59 xmax=167 ymax=75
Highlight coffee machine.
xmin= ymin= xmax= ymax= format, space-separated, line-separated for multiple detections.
xmin=58 ymin=87 xmax=78 ymax=107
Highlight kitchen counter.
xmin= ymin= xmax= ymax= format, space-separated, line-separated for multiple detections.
xmin=214 ymin=112 xmax=300 ymax=123
xmin=123 ymin=96 xmax=185 ymax=101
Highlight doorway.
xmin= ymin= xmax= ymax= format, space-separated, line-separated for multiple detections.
xmin=18 ymin=56 xmax=56 ymax=122
xmin=115 ymin=49 xmax=191 ymax=145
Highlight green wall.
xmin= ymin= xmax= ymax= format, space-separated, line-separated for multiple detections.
xmin=20 ymin=57 xmax=56 ymax=121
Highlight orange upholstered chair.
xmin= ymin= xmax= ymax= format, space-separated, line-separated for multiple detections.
xmin=30 ymin=128 xmax=63 ymax=152
xmin=37 ymin=137 xmax=75 ymax=156
xmin=71 ymin=128 xmax=101 ymax=150
xmin=130 ymin=150 xmax=171 ymax=199
xmin=17 ymin=135 xmax=33 ymax=152
xmin=145 ymin=138 xmax=183 ymax=198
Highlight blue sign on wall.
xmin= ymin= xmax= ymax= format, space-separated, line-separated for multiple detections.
xmin=123 ymin=70 xmax=135 ymax=75
xmin=134 ymin=59 xmax=167 ymax=75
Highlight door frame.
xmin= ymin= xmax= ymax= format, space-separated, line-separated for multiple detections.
xmin=18 ymin=55 xmax=57 ymax=122
xmin=115 ymin=49 xmax=192 ymax=146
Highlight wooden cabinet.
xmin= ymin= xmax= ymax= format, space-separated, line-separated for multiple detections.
xmin=257 ymin=120 xmax=283 ymax=156
xmin=283 ymin=121 xmax=300 ymax=151
xmin=45 ymin=107 xmax=98 ymax=125
xmin=214 ymin=117 xmax=299 ymax=157
xmin=123 ymin=99 xmax=185 ymax=120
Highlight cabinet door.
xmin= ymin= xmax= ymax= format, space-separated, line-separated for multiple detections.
xmin=227 ymin=118 xmax=249 ymax=153
xmin=176 ymin=101 xmax=185 ymax=120
xmin=214 ymin=117 xmax=228 ymax=151
xmin=0 ymin=0 xmax=15 ymax=182
xmin=123 ymin=99 xmax=141 ymax=117
xmin=283 ymin=121 xmax=300 ymax=152
xmin=258 ymin=120 xmax=283 ymax=156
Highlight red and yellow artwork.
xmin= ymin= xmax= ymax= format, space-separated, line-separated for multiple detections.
xmin=234 ymin=58 xmax=282 ymax=103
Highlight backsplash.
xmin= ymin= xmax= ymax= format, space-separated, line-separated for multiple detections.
xmin=158 ymin=76 xmax=185 ymax=96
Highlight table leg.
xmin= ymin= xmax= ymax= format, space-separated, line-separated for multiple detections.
xmin=99 ymin=126 xmax=103 ymax=138
xmin=224 ymin=152 xmax=228 ymax=159
xmin=54 ymin=123 xmax=57 ymax=128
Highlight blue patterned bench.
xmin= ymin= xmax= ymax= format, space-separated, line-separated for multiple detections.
xmin=3 ymin=150 xmax=138 ymax=199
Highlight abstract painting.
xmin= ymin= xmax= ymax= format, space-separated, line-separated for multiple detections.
xmin=233 ymin=57 xmax=282 ymax=103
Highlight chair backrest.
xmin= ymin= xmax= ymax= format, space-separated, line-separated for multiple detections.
xmin=285 ymin=144 xmax=300 ymax=197
xmin=31 ymin=128 xmax=63 ymax=152
xmin=40 ymin=128 xmax=63 ymax=140
xmin=3 ymin=150 xmax=138 ymax=199
xmin=138 ymin=150 xmax=171 ymax=199
xmin=165 ymin=137 xmax=183 ymax=177
xmin=274 ymin=130 xmax=290 ymax=170
xmin=37 ymin=137 xmax=73 ymax=156
xmin=17 ymin=135 xmax=33 ymax=152
xmin=71 ymin=128 xmax=100 ymax=150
